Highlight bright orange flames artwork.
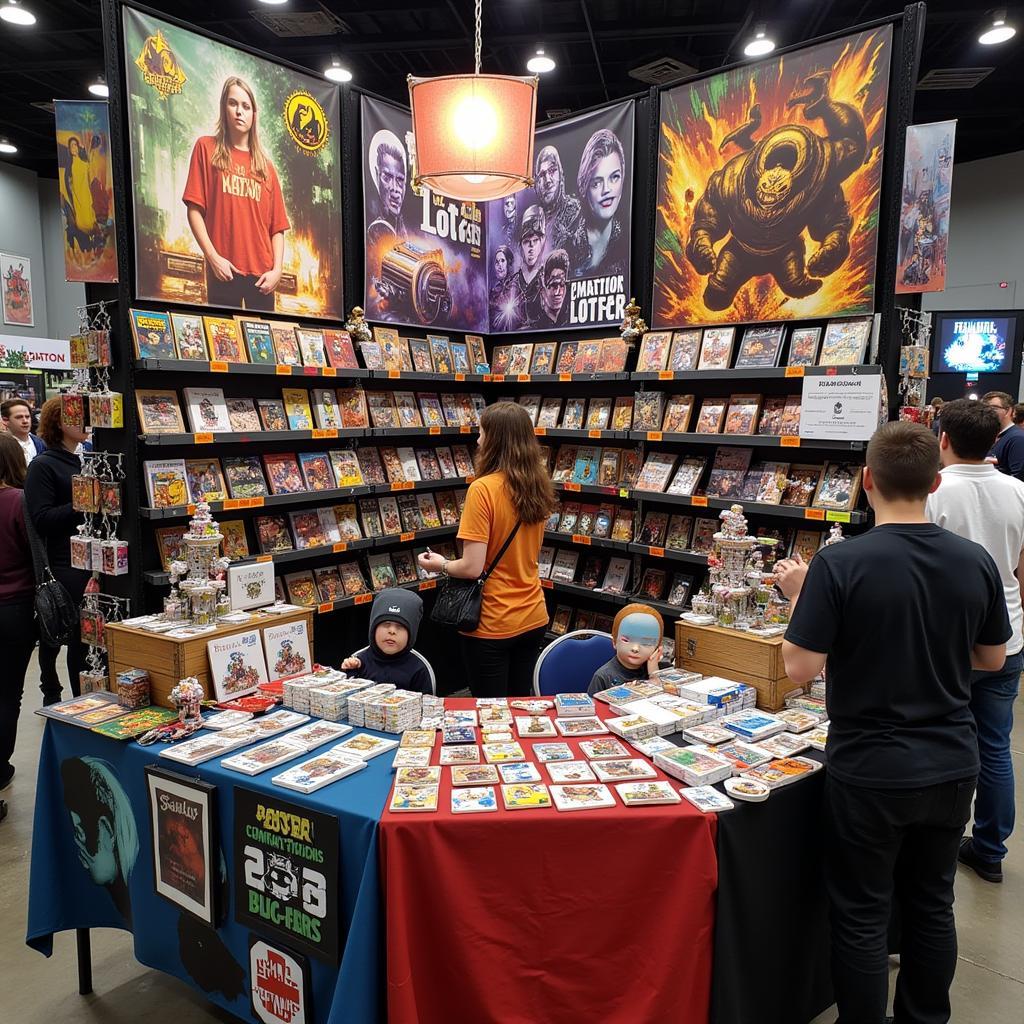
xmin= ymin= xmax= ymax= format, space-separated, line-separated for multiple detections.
xmin=652 ymin=26 xmax=892 ymax=328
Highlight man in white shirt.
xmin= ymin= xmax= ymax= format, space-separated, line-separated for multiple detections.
xmin=926 ymin=398 xmax=1024 ymax=883
xmin=0 ymin=398 xmax=44 ymax=465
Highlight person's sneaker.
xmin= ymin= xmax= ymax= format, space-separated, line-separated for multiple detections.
xmin=958 ymin=837 xmax=1003 ymax=883
xmin=0 ymin=765 xmax=14 ymax=791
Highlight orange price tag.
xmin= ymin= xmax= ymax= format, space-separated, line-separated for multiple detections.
xmin=400 ymin=531 xmax=415 ymax=543
xmin=249 ymin=496 xmax=265 ymax=508
xmin=419 ymin=579 xmax=437 ymax=592
xmin=805 ymin=508 xmax=826 ymax=520
xmin=332 ymin=541 xmax=348 ymax=553
xmin=454 ymin=373 xmax=465 ymax=381
xmin=355 ymin=593 xmax=373 ymax=605
xmin=388 ymin=369 xmax=401 ymax=378
xmin=517 ymin=373 xmax=531 ymax=382
xmin=535 ymin=427 xmax=547 ymax=436
xmin=658 ymin=370 xmax=674 ymax=380
xmin=193 ymin=432 xmax=214 ymax=444
xmin=392 ymin=481 xmax=414 ymax=491
xmin=564 ymin=482 xmax=582 ymax=492
xmin=559 ymin=373 xmax=572 ymax=382
xmin=691 ymin=495 xmax=709 ymax=507
xmin=588 ymin=429 xmax=602 ymax=439
xmin=647 ymin=431 xmax=663 ymax=442
xmin=541 ymin=579 xmax=554 ymax=590
xmin=312 ymin=428 xmax=338 ymax=439
xmin=780 ymin=435 xmax=801 ymax=447
xmin=323 ymin=366 xmax=337 ymax=377
xmin=492 ymin=373 xmax=506 ymax=382
xmin=785 ymin=366 xmax=805 ymax=378
xmin=318 ymin=602 xmax=334 ymax=614
xmin=429 ymin=426 xmax=441 ymax=435
xmin=209 ymin=360 xmax=228 ymax=373
xmin=275 ymin=363 xmax=292 ymax=375
xmin=256 ymin=554 xmax=273 ymax=563
xmin=302 ymin=365 xmax=319 ymax=376
xmin=649 ymin=546 xmax=666 ymax=558
xmin=482 ymin=374 xmax=493 ymax=382
xmin=572 ymin=534 xmax=592 ymax=546
xmin=460 ymin=425 xmax=472 ymax=433
xmin=223 ymin=498 xmax=241 ymax=510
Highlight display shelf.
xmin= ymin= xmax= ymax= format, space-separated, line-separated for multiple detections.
xmin=629 ymin=364 xmax=883 ymax=382
xmin=624 ymin=430 xmax=866 ymax=451
xmin=368 ymin=426 xmax=478 ymax=437
xmin=535 ymin=428 xmax=628 ymax=441
xmin=377 ymin=475 xmax=474 ymax=494
xmin=489 ymin=372 xmax=631 ymax=383
xmin=370 ymin=370 xmax=490 ymax=383
xmin=541 ymin=579 xmax=630 ymax=605
xmin=633 ymin=491 xmax=869 ymax=524
xmin=553 ymin=481 xmax=631 ymax=499
xmin=543 ymin=531 xmax=631 ymax=554
xmin=135 ymin=358 xmax=372 ymax=379
xmin=139 ymin=428 xmax=365 ymax=446
xmin=635 ymin=596 xmax=689 ymax=621
xmin=372 ymin=525 xmax=457 ymax=548
xmin=311 ymin=576 xmax=438 ymax=614
xmin=627 ymin=543 xmax=709 ymax=567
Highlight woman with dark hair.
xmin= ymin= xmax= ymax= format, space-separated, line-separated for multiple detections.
xmin=24 ymin=397 xmax=89 ymax=703
xmin=0 ymin=432 xmax=36 ymax=791
xmin=418 ymin=403 xmax=556 ymax=696
xmin=571 ymin=128 xmax=628 ymax=277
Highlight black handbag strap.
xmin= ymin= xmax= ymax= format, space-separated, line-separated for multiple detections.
xmin=21 ymin=491 xmax=53 ymax=585
xmin=478 ymin=520 xmax=522 ymax=584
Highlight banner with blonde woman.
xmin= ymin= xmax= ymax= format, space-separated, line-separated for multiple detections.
xmin=122 ymin=8 xmax=343 ymax=319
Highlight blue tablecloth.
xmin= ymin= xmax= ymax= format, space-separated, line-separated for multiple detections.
xmin=27 ymin=719 xmax=396 ymax=1024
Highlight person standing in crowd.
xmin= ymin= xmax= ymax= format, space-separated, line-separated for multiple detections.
xmin=929 ymin=396 xmax=944 ymax=437
xmin=1012 ymin=402 xmax=1024 ymax=427
xmin=982 ymin=391 xmax=1024 ymax=478
xmin=24 ymin=397 xmax=90 ymax=703
xmin=1 ymin=398 xmax=45 ymax=465
xmin=418 ymin=402 xmax=554 ymax=698
xmin=0 ymin=432 xmax=37 ymax=791
xmin=776 ymin=421 xmax=1009 ymax=1024
xmin=926 ymin=399 xmax=1024 ymax=883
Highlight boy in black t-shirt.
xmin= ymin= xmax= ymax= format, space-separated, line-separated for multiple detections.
xmin=776 ymin=421 xmax=1009 ymax=1024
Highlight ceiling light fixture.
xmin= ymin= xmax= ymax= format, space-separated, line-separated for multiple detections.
xmin=743 ymin=25 xmax=776 ymax=57
xmin=323 ymin=57 xmax=352 ymax=83
xmin=526 ymin=48 xmax=556 ymax=74
xmin=0 ymin=139 xmax=18 ymax=155
xmin=255 ymin=0 xmax=288 ymax=5
xmin=408 ymin=0 xmax=538 ymax=202
xmin=979 ymin=9 xmax=1016 ymax=45
xmin=88 ymin=76 xmax=109 ymax=98
xmin=0 ymin=1 xmax=36 ymax=26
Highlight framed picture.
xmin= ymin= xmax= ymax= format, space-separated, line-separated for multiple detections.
xmin=734 ymin=325 xmax=784 ymax=368
xmin=1 ymin=252 xmax=33 ymax=326
xmin=697 ymin=327 xmax=736 ymax=370
xmin=814 ymin=462 xmax=863 ymax=511
xmin=144 ymin=764 xmax=217 ymax=924
xmin=787 ymin=326 xmax=822 ymax=367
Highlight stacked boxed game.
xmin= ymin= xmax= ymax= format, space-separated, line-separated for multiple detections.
xmin=605 ymin=714 xmax=658 ymax=742
xmin=309 ymin=679 xmax=373 ymax=721
xmin=283 ymin=674 xmax=333 ymax=713
xmin=609 ymin=699 xmax=680 ymax=737
xmin=656 ymin=669 xmax=705 ymax=697
xmin=783 ymin=692 xmax=828 ymax=718
xmin=367 ymin=690 xmax=423 ymax=734
xmin=554 ymin=693 xmax=595 ymax=718
xmin=654 ymin=747 xmax=734 ymax=787
xmin=638 ymin=694 xmax=713 ymax=730
xmin=675 ymin=676 xmax=756 ymax=714
xmin=809 ymin=678 xmax=827 ymax=701
xmin=739 ymin=757 xmax=823 ymax=789
xmin=721 ymin=708 xmax=788 ymax=742
xmin=347 ymin=683 xmax=396 ymax=726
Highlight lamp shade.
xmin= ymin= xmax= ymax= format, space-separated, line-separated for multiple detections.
xmin=408 ymin=73 xmax=538 ymax=201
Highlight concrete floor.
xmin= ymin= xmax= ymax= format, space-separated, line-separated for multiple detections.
xmin=2 ymin=654 xmax=1022 ymax=1024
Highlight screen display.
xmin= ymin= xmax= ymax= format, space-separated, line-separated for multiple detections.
xmin=934 ymin=316 xmax=1016 ymax=374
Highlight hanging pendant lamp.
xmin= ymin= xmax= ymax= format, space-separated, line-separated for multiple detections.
xmin=408 ymin=0 xmax=538 ymax=202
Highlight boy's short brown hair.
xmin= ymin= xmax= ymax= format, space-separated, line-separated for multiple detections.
xmin=865 ymin=421 xmax=940 ymax=501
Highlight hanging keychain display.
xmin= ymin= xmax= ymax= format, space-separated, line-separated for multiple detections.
xmin=896 ymin=308 xmax=933 ymax=424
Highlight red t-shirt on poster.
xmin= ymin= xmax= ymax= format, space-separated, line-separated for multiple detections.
xmin=182 ymin=136 xmax=290 ymax=278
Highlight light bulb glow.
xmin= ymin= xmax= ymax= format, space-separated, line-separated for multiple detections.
xmin=744 ymin=32 xmax=775 ymax=57
xmin=979 ymin=19 xmax=1016 ymax=44
xmin=463 ymin=174 xmax=486 ymax=184
xmin=452 ymin=94 xmax=498 ymax=151
xmin=0 ymin=1 xmax=36 ymax=26
xmin=256 ymin=0 xmax=288 ymax=5
xmin=324 ymin=61 xmax=352 ymax=83
xmin=0 ymin=140 xmax=18 ymax=155
xmin=88 ymin=79 xmax=109 ymax=98
xmin=527 ymin=49 xmax=556 ymax=73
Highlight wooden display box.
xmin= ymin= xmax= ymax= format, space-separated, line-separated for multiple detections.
xmin=674 ymin=620 xmax=804 ymax=711
xmin=106 ymin=608 xmax=315 ymax=708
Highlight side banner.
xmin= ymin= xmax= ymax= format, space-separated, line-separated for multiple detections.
xmin=361 ymin=95 xmax=487 ymax=332
xmin=485 ymin=99 xmax=634 ymax=333
xmin=122 ymin=8 xmax=344 ymax=319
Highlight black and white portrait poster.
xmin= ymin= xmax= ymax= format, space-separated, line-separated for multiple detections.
xmin=485 ymin=99 xmax=634 ymax=333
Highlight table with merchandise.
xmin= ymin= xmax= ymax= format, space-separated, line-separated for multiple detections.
xmin=27 ymin=673 xmax=833 ymax=1024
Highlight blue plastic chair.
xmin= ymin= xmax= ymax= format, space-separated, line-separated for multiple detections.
xmin=533 ymin=630 xmax=614 ymax=696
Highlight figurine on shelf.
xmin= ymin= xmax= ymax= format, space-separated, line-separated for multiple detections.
xmin=824 ymin=522 xmax=846 ymax=547
xmin=345 ymin=305 xmax=373 ymax=349
xmin=620 ymin=297 xmax=648 ymax=344
xmin=169 ymin=676 xmax=204 ymax=726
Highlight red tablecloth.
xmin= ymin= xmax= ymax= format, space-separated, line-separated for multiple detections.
xmin=379 ymin=698 xmax=719 ymax=1024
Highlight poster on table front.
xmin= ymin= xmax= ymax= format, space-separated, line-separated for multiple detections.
xmin=361 ymin=95 xmax=488 ymax=332
xmin=54 ymin=100 xmax=118 ymax=283
xmin=895 ymin=120 xmax=956 ymax=294
xmin=233 ymin=786 xmax=340 ymax=963
xmin=485 ymin=99 xmax=634 ymax=333
xmin=651 ymin=26 xmax=892 ymax=328
xmin=122 ymin=8 xmax=343 ymax=319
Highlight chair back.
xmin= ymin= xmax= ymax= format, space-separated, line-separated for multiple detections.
xmin=533 ymin=630 xmax=614 ymax=696
xmin=411 ymin=649 xmax=437 ymax=695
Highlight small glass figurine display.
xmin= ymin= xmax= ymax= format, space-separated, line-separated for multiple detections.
xmin=169 ymin=676 xmax=205 ymax=726
xmin=169 ymin=502 xmax=230 ymax=625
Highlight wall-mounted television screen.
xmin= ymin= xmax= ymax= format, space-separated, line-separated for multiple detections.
xmin=932 ymin=316 xmax=1016 ymax=374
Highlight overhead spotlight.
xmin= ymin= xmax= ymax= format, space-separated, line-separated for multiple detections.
xmin=743 ymin=25 xmax=776 ymax=57
xmin=88 ymin=76 xmax=109 ymax=98
xmin=0 ymin=139 xmax=18 ymax=155
xmin=256 ymin=0 xmax=288 ymax=5
xmin=323 ymin=57 xmax=352 ymax=83
xmin=979 ymin=9 xmax=1016 ymax=45
xmin=0 ymin=1 xmax=36 ymax=26
xmin=526 ymin=48 xmax=556 ymax=74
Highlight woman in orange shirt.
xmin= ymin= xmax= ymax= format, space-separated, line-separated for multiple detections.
xmin=183 ymin=76 xmax=289 ymax=313
xmin=418 ymin=403 xmax=555 ymax=697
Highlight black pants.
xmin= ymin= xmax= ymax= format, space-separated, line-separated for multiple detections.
xmin=459 ymin=627 xmax=546 ymax=698
xmin=206 ymin=268 xmax=274 ymax=312
xmin=38 ymin=566 xmax=89 ymax=703
xmin=826 ymin=774 xmax=976 ymax=1024
xmin=0 ymin=600 xmax=37 ymax=773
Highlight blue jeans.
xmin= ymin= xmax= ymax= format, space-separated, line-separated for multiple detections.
xmin=970 ymin=650 xmax=1022 ymax=863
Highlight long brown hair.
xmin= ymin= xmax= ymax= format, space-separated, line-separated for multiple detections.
xmin=475 ymin=402 xmax=556 ymax=524
xmin=37 ymin=396 xmax=65 ymax=448
xmin=0 ymin=432 xmax=26 ymax=488
xmin=212 ymin=77 xmax=269 ymax=182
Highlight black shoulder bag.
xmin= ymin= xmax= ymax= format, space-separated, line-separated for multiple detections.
xmin=430 ymin=521 xmax=521 ymax=632
xmin=22 ymin=492 xmax=79 ymax=646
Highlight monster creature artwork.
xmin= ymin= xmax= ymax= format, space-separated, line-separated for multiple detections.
xmin=653 ymin=27 xmax=892 ymax=327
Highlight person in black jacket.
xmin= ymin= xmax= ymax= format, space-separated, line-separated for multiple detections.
xmin=24 ymin=397 xmax=90 ymax=703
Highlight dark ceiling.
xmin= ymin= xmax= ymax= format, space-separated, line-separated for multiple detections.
xmin=1 ymin=0 xmax=1022 ymax=177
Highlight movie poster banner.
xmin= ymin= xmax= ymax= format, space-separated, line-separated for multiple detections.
xmin=54 ymin=100 xmax=118 ymax=283
xmin=652 ymin=27 xmax=892 ymax=328
xmin=896 ymin=120 xmax=956 ymax=294
xmin=361 ymin=96 xmax=487 ymax=332
xmin=486 ymin=99 xmax=634 ymax=333
xmin=233 ymin=786 xmax=340 ymax=963
xmin=122 ymin=8 xmax=343 ymax=319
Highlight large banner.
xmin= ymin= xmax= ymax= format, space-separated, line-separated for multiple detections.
xmin=652 ymin=27 xmax=892 ymax=327
xmin=896 ymin=120 xmax=956 ymax=294
xmin=361 ymin=96 xmax=487 ymax=332
xmin=54 ymin=100 xmax=118 ymax=283
xmin=485 ymin=99 xmax=634 ymax=333
xmin=123 ymin=8 xmax=343 ymax=319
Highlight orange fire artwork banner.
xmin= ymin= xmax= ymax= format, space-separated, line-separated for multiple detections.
xmin=652 ymin=26 xmax=892 ymax=328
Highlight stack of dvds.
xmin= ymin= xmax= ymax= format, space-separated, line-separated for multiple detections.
xmin=420 ymin=694 xmax=445 ymax=727
xmin=809 ymin=678 xmax=827 ymax=701
xmin=554 ymin=692 xmax=595 ymax=718
xmin=309 ymin=680 xmax=373 ymax=721
xmin=605 ymin=714 xmax=658 ymax=742
xmin=283 ymin=676 xmax=326 ymax=713
xmin=784 ymin=692 xmax=828 ymax=718
xmin=614 ymin=699 xmax=681 ymax=736
xmin=347 ymin=683 xmax=396 ymax=727
xmin=375 ymin=691 xmax=423 ymax=734
xmin=654 ymin=747 xmax=734 ymax=787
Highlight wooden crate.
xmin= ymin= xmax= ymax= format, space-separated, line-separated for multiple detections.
xmin=106 ymin=608 xmax=315 ymax=708
xmin=674 ymin=620 xmax=804 ymax=711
